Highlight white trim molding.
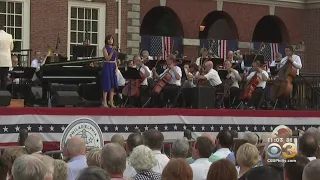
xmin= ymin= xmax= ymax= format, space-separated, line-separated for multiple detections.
xmin=224 ymin=0 xmax=305 ymax=9
xmin=22 ymin=0 xmax=30 ymax=53
xmin=67 ymin=1 xmax=106 ymax=59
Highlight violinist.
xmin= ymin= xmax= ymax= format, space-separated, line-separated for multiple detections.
xmin=141 ymin=50 xmax=153 ymax=61
xmin=152 ymin=54 xmax=182 ymax=107
xmin=269 ymin=53 xmax=283 ymax=70
xmin=195 ymin=61 xmax=223 ymax=92
xmin=225 ymin=60 xmax=242 ymax=106
xmin=195 ymin=48 xmax=209 ymax=66
xmin=246 ymin=61 xmax=269 ymax=109
xmin=183 ymin=62 xmax=199 ymax=88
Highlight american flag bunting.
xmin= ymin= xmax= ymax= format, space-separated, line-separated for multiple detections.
xmin=150 ymin=36 xmax=173 ymax=60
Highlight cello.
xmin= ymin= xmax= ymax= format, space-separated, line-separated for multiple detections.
xmin=122 ymin=63 xmax=147 ymax=97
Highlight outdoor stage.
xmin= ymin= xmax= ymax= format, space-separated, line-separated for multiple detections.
xmin=0 ymin=108 xmax=319 ymax=150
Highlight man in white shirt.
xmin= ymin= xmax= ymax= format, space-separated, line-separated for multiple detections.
xmin=133 ymin=55 xmax=151 ymax=106
xmin=0 ymin=25 xmax=14 ymax=89
xmin=190 ymin=136 xmax=213 ymax=180
xmin=195 ymin=61 xmax=223 ymax=91
xmin=195 ymin=48 xmax=209 ymax=66
xmin=31 ymin=50 xmax=42 ymax=83
xmin=268 ymin=53 xmax=283 ymax=74
xmin=209 ymin=130 xmax=232 ymax=162
xmin=245 ymin=61 xmax=269 ymax=109
xmin=143 ymin=129 xmax=169 ymax=173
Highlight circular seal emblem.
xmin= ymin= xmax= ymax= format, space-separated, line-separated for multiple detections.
xmin=60 ymin=118 xmax=104 ymax=149
xmin=272 ymin=125 xmax=291 ymax=137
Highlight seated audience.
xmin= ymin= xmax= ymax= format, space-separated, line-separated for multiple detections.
xmin=129 ymin=145 xmax=161 ymax=180
xmin=299 ymin=133 xmax=318 ymax=161
xmin=86 ymin=148 xmax=101 ymax=167
xmin=240 ymin=166 xmax=283 ymax=180
xmin=25 ymin=134 xmax=43 ymax=154
xmin=65 ymin=136 xmax=88 ymax=180
xmin=187 ymin=133 xmax=215 ymax=164
xmin=111 ymin=134 xmax=125 ymax=148
xmin=12 ymin=155 xmax=46 ymax=180
xmin=53 ymin=159 xmax=68 ymax=180
xmin=236 ymin=143 xmax=259 ymax=178
xmin=172 ymin=139 xmax=189 ymax=159
xmin=190 ymin=136 xmax=213 ymax=180
xmin=302 ymin=159 xmax=320 ymax=180
xmin=1 ymin=147 xmax=26 ymax=179
xmin=161 ymin=158 xmax=193 ymax=180
xmin=209 ymin=130 xmax=233 ymax=162
xmin=100 ymin=143 xmax=127 ymax=179
xmin=124 ymin=133 xmax=143 ymax=178
xmin=284 ymin=155 xmax=310 ymax=180
xmin=31 ymin=154 xmax=55 ymax=180
xmin=143 ymin=129 xmax=169 ymax=173
xmin=206 ymin=159 xmax=238 ymax=180
xmin=76 ymin=166 xmax=110 ymax=180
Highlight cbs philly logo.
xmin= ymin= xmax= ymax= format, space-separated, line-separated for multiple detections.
xmin=267 ymin=142 xmax=297 ymax=162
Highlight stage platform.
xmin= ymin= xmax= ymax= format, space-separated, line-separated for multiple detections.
xmin=0 ymin=107 xmax=319 ymax=150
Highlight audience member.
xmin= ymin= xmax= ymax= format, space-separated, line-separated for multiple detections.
xmin=12 ymin=155 xmax=46 ymax=180
xmin=302 ymin=159 xmax=320 ymax=180
xmin=187 ymin=133 xmax=215 ymax=164
xmin=76 ymin=166 xmax=110 ymax=180
xmin=229 ymin=130 xmax=238 ymax=138
xmin=239 ymin=166 xmax=283 ymax=180
xmin=53 ymin=159 xmax=68 ymax=180
xmin=143 ymin=129 xmax=169 ymax=173
xmin=209 ymin=130 xmax=233 ymax=162
xmin=24 ymin=134 xmax=43 ymax=154
xmin=236 ymin=143 xmax=259 ymax=177
xmin=183 ymin=129 xmax=192 ymax=140
xmin=190 ymin=136 xmax=213 ymax=180
xmin=124 ymin=133 xmax=143 ymax=178
xmin=162 ymin=158 xmax=192 ymax=180
xmin=299 ymin=133 xmax=318 ymax=161
xmin=1 ymin=147 xmax=26 ymax=179
xmin=100 ymin=143 xmax=127 ymax=179
xmin=172 ymin=139 xmax=189 ymax=158
xmin=31 ymin=154 xmax=55 ymax=179
xmin=226 ymin=139 xmax=248 ymax=165
xmin=284 ymin=155 xmax=310 ymax=180
xmin=111 ymin=134 xmax=125 ymax=148
xmin=18 ymin=129 xmax=28 ymax=146
xmin=65 ymin=136 xmax=88 ymax=180
xmin=206 ymin=159 xmax=237 ymax=180
xmin=306 ymin=127 xmax=320 ymax=158
xmin=86 ymin=148 xmax=101 ymax=167
xmin=129 ymin=145 xmax=161 ymax=180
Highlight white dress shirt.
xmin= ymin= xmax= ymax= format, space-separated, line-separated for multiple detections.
xmin=209 ymin=148 xmax=232 ymax=162
xmin=190 ymin=158 xmax=212 ymax=180
xmin=246 ymin=70 xmax=269 ymax=89
xmin=116 ymin=69 xmax=125 ymax=87
xmin=151 ymin=150 xmax=170 ymax=173
xmin=31 ymin=59 xmax=41 ymax=81
xmin=138 ymin=65 xmax=151 ymax=86
xmin=123 ymin=159 xmax=137 ymax=178
xmin=204 ymin=69 xmax=222 ymax=86
xmin=227 ymin=70 xmax=240 ymax=88
xmin=308 ymin=157 xmax=316 ymax=161
xmin=0 ymin=30 xmax=14 ymax=67
xmin=279 ymin=55 xmax=302 ymax=75
xmin=159 ymin=66 xmax=182 ymax=86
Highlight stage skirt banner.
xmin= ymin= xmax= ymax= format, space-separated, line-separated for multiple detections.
xmin=0 ymin=108 xmax=319 ymax=150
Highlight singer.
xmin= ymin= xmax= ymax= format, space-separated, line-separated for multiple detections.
xmin=101 ymin=35 xmax=118 ymax=108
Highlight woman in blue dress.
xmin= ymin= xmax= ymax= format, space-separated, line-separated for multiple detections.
xmin=101 ymin=35 xmax=118 ymax=107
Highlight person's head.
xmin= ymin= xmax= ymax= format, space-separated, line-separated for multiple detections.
xmin=142 ymin=50 xmax=149 ymax=58
xmin=100 ymin=143 xmax=126 ymax=175
xmin=236 ymin=143 xmax=259 ymax=168
xmin=86 ymin=148 xmax=101 ymax=167
xmin=161 ymin=158 xmax=193 ymax=180
xmin=244 ymin=166 xmax=283 ymax=180
xmin=126 ymin=133 xmax=143 ymax=153
xmin=216 ymin=130 xmax=233 ymax=149
xmin=243 ymin=132 xmax=259 ymax=145
xmin=204 ymin=61 xmax=213 ymax=72
xmin=18 ymin=128 xmax=28 ymax=146
xmin=12 ymin=155 xmax=46 ymax=180
xmin=188 ymin=63 xmax=199 ymax=73
xmin=302 ymin=159 xmax=320 ymax=180
xmin=65 ymin=136 xmax=86 ymax=158
xmin=202 ymin=132 xmax=215 ymax=147
xmin=183 ymin=129 xmax=192 ymax=140
xmin=34 ymin=50 xmax=41 ymax=59
xmin=207 ymin=159 xmax=238 ymax=180
xmin=276 ymin=53 xmax=283 ymax=61
xmin=284 ymin=155 xmax=310 ymax=180
xmin=11 ymin=55 xmax=19 ymax=67
xmin=201 ymin=48 xmax=208 ymax=57
xmin=192 ymin=136 xmax=213 ymax=159
xmin=306 ymin=127 xmax=320 ymax=144
xmin=133 ymin=55 xmax=142 ymax=66
xmin=1 ymin=147 xmax=26 ymax=172
xmin=252 ymin=61 xmax=262 ymax=71
xmin=172 ymin=139 xmax=189 ymax=158
xmin=127 ymin=60 xmax=133 ymax=67
xmin=105 ymin=35 xmax=114 ymax=45
xmin=31 ymin=154 xmax=54 ymax=180
xmin=110 ymin=134 xmax=125 ymax=148
xmin=285 ymin=45 xmax=294 ymax=57
xmin=143 ymin=129 xmax=164 ymax=150
xmin=227 ymin=51 xmax=234 ymax=59
xmin=229 ymin=130 xmax=238 ymax=139
xmin=224 ymin=60 xmax=232 ymax=70
xmin=77 ymin=166 xmax=110 ymax=180
xmin=24 ymin=134 xmax=43 ymax=154
xmin=129 ymin=145 xmax=156 ymax=172
xmin=166 ymin=54 xmax=176 ymax=66
xmin=299 ymin=133 xmax=318 ymax=157
xmin=52 ymin=160 xmax=67 ymax=180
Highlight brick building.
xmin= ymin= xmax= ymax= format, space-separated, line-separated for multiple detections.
xmin=0 ymin=0 xmax=319 ymax=72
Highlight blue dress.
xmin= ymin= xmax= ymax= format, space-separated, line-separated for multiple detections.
xmin=101 ymin=45 xmax=118 ymax=92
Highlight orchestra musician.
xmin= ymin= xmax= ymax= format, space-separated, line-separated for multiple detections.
xmin=195 ymin=61 xmax=223 ymax=92
xmin=141 ymin=50 xmax=153 ymax=61
xmin=195 ymin=48 xmax=209 ymax=66
xmin=31 ymin=50 xmax=42 ymax=83
xmin=183 ymin=62 xmax=199 ymax=88
xmin=0 ymin=24 xmax=14 ymax=90
xmin=268 ymin=53 xmax=282 ymax=74
xmin=101 ymin=35 xmax=118 ymax=108
xmin=133 ymin=55 xmax=151 ymax=102
xmin=225 ymin=60 xmax=242 ymax=107
xmin=152 ymin=54 xmax=182 ymax=107
xmin=245 ymin=61 xmax=269 ymax=109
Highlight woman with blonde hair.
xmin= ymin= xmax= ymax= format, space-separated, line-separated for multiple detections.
xmin=162 ymin=158 xmax=192 ymax=180
xmin=236 ymin=143 xmax=259 ymax=178
xmin=86 ymin=148 xmax=101 ymax=167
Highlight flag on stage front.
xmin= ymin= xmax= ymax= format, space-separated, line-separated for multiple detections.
xmin=199 ymin=39 xmax=238 ymax=59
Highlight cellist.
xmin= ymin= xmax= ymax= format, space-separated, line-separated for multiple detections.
xmin=246 ymin=61 xmax=269 ymax=109
xmin=132 ymin=55 xmax=151 ymax=97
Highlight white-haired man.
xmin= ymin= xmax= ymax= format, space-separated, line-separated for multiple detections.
xmin=172 ymin=139 xmax=189 ymax=159
xmin=25 ymin=134 xmax=43 ymax=154
xmin=12 ymin=155 xmax=46 ymax=180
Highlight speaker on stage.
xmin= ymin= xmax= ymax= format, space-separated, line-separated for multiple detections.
xmin=51 ymin=91 xmax=79 ymax=107
xmin=0 ymin=90 xmax=11 ymax=107
xmin=183 ymin=87 xmax=216 ymax=109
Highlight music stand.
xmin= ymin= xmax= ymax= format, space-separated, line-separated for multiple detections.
xmin=218 ymin=69 xmax=229 ymax=80
xmin=122 ymin=67 xmax=142 ymax=107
